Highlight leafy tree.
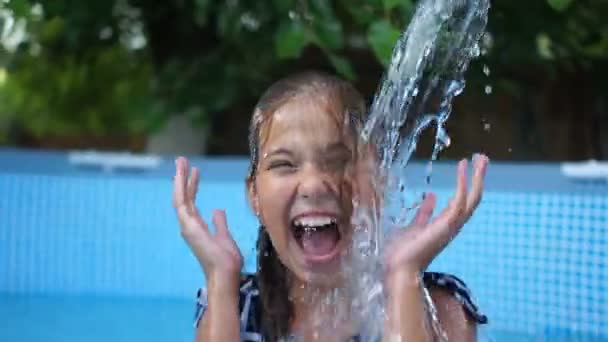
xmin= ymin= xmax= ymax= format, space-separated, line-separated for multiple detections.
xmin=0 ymin=0 xmax=606 ymax=158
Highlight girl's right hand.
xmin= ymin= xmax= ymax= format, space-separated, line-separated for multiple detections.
xmin=172 ymin=157 xmax=243 ymax=289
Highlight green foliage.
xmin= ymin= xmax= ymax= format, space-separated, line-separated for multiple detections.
xmin=275 ymin=20 xmax=308 ymax=59
xmin=0 ymin=46 xmax=164 ymax=138
xmin=383 ymin=0 xmax=402 ymax=11
xmin=547 ymin=0 xmax=573 ymax=12
xmin=328 ymin=53 xmax=355 ymax=80
xmin=3 ymin=0 xmax=30 ymax=18
xmin=0 ymin=0 xmax=606 ymax=147
xmin=489 ymin=1 xmax=608 ymax=62
xmin=0 ymin=1 xmax=165 ymax=141
xmin=367 ymin=19 xmax=401 ymax=66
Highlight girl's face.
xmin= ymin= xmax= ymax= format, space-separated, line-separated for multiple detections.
xmin=249 ymin=97 xmax=357 ymax=285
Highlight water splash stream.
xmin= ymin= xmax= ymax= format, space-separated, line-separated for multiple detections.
xmin=303 ymin=0 xmax=490 ymax=340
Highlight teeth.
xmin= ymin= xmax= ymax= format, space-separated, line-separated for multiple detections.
xmin=293 ymin=216 xmax=337 ymax=228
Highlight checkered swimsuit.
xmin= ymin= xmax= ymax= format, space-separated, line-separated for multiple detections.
xmin=194 ymin=272 xmax=488 ymax=341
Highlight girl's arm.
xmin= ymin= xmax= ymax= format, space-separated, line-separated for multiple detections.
xmin=384 ymin=272 xmax=435 ymax=342
xmin=384 ymin=273 xmax=477 ymax=342
xmin=173 ymin=157 xmax=243 ymax=342
xmin=381 ymin=156 xmax=488 ymax=342
xmin=196 ymin=279 xmax=241 ymax=342
xmin=429 ymin=286 xmax=477 ymax=341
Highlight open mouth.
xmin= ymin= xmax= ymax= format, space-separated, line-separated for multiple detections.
xmin=291 ymin=215 xmax=342 ymax=261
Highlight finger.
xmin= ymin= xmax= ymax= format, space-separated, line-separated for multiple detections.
xmin=410 ymin=192 xmax=437 ymax=227
xmin=186 ymin=166 xmax=208 ymax=227
xmin=172 ymin=157 xmax=188 ymax=210
xmin=187 ymin=166 xmax=200 ymax=204
xmin=455 ymin=159 xmax=469 ymax=214
xmin=176 ymin=203 xmax=210 ymax=237
xmin=420 ymin=159 xmax=468 ymax=256
xmin=414 ymin=160 xmax=471 ymax=267
xmin=464 ymin=154 xmax=489 ymax=218
xmin=431 ymin=159 xmax=468 ymax=226
xmin=212 ymin=209 xmax=230 ymax=238
xmin=174 ymin=157 xmax=209 ymax=237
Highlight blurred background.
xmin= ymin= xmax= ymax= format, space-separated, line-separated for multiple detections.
xmin=0 ymin=0 xmax=606 ymax=341
xmin=0 ymin=0 xmax=607 ymax=159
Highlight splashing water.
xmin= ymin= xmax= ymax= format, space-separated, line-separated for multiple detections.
xmin=483 ymin=64 xmax=491 ymax=76
xmin=301 ymin=0 xmax=490 ymax=340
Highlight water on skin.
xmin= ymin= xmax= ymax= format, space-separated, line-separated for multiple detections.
xmin=293 ymin=0 xmax=491 ymax=341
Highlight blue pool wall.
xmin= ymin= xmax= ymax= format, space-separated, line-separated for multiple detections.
xmin=0 ymin=147 xmax=606 ymax=338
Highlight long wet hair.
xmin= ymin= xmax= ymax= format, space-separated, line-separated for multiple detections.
xmin=247 ymin=71 xmax=366 ymax=341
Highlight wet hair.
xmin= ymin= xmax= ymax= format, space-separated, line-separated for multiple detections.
xmin=247 ymin=71 xmax=366 ymax=340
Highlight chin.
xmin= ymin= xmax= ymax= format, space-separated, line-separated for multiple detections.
xmin=293 ymin=266 xmax=343 ymax=288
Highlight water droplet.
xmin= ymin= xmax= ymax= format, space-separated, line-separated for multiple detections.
xmin=485 ymin=85 xmax=493 ymax=94
xmin=508 ymin=147 xmax=513 ymax=153
xmin=447 ymin=80 xmax=465 ymax=97
xmin=481 ymin=32 xmax=493 ymax=55
xmin=288 ymin=10 xmax=297 ymax=20
xmin=436 ymin=126 xmax=451 ymax=148
xmin=471 ymin=43 xmax=481 ymax=58
xmin=482 ymin=64 xmax=490 ymax=76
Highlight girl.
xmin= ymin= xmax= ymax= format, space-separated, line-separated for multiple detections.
xmin=173 ymin=71 xmax=489 ymax=341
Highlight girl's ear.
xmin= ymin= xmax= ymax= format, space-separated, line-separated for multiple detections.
xmin=247 ymin=176 xmax=260 ymax=216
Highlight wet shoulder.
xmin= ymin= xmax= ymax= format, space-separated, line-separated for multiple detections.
xmin=193 ymin=274 xmax=264 ymax=341
xmin=194 ymin=272 xmax=486 ymax=339
xmin=423 ymin=271 xmax=488 ymax=324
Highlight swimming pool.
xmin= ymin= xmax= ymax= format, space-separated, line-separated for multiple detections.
xmin=1 ymin=148 xmax=606 ymax=341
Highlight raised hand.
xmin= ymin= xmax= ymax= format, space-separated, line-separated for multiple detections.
xmin=172 ymin=157 xmax=243 ymax=288
xmin=384 ymin=155 xmax=489 ymax=281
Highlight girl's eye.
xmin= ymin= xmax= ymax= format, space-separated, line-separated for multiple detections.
xmin=322 ymin=154 xmax=350 ymax=171
xmin=268 ymin=160 xmax=295 ymax=170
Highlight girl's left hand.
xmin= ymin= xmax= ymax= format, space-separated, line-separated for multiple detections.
xmin=383 ymin=155 xmax=489 ymax=284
